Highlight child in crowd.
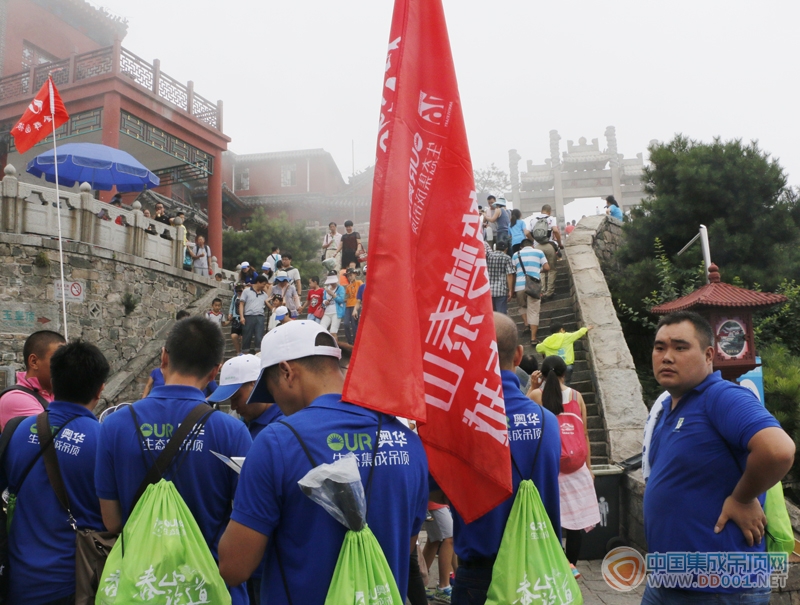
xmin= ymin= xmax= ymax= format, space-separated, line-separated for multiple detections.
xmin=529 ymin=356 xmax=599 ymax=579
xmin=229 ymin=285 xmax=244 ymax=356
xmin=205 ymin=297 xmax=231 ymax=331
xmin=536 ymin=323 xmax=592 ymax=384
xmin=273 ymin=305 xmax=292 ymax=326
xmin=301 ymin=276 xmax=325 ymax=323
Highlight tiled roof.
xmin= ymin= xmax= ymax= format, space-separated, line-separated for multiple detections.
xmin=651 ymin=265 xmax=787 ymax=314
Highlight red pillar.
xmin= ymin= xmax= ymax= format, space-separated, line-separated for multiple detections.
xmin=207 ymin=150 xmax=223 ymax=268
xmin=99 ymin=91 xmax=121 ymax=202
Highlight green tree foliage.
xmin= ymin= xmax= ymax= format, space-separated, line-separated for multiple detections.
xmin=761 ymin=344 xmax=800 ymax=479
xmin=222 ymin=209 xmax=323 ymax=284
xmin=755 ymin=280 xmax=800 ymax=356
xmin=615 ymin=136 xmax=800 ymax=312
xmin=474 ymin=164 xmax=511 ymax=198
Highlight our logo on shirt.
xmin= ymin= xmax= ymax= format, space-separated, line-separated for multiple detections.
xmin=674 ymin=418 xmax=685 ymax=432
xmin=140 ymin=423 xmax=174 ymax=438
xmin=326 ymin=432 xmax=373 ymax=452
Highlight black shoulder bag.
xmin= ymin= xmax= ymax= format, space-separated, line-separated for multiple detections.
xmin=37 ymin=413 xmax=118 ymax=605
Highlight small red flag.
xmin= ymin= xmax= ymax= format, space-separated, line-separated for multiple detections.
xmin=343 ymin=0 xmax=513 ymax=522
xmin=10 ymin=77 xmax=69 ymax=154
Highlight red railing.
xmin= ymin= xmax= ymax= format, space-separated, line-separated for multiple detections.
xmin=0 ymin=45 xmax=221 ymax=130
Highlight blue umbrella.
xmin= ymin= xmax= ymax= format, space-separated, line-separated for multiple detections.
xmin=26 ymin=142 xmax=160 ymax=192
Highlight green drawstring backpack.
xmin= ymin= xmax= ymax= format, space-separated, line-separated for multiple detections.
xmin=96 ymin=404 xmax=232 ymax=605
xmin=277 ymin=416 xmax=403 ymax=605
xmin=486 ymin=409 xmax=583 ymax=605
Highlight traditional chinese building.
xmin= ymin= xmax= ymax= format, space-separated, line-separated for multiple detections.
xmin=509 ymin=126 xmax=652 ymax=227
xmin=651 ymin=264 xmax=788 ymax=381
xmin=219 ymin=149 xmax=373 ymax=229
xmin=0 ymin=0 xmax=230 ymax=263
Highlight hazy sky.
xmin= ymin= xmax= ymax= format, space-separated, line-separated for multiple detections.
xmin=99 ymin=0 xmax=799 ymax=194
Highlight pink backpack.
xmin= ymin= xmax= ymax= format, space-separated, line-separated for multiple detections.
xmin=557 ymin=390 xmax=588 ymax=474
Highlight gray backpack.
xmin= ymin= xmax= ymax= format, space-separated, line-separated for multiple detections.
xmin=531 ymin=216 xmax=550 ymax=244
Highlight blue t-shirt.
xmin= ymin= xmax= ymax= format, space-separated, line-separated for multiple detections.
xmin=644 ymin=372 xmax=781 ymax=592
xmin=0 ymin=401 xmax=104 ymax=604
xmin=247 ymin=404 xmax=283 ymax=440
xmin=150 ymin=367 xmax=165 ymax=387
xmin=357 ymin=283 xmax=365 ymax=302
xmin=232 ymin=394 xmax=428 ymax=605
xmin=151 ymin=371 xmax=215 ymax=397
xmin=608 ymin=204 xmax=623 ymax=220
xmin=451 ymin=371 xmax=561 ymax=561
xmin=512 ymin=247 xmax=547 ymax=292
xmin=509 ymin=219 xmax=526 ymax=245
xmin=95 ymin=385 xmax=253 ymax=605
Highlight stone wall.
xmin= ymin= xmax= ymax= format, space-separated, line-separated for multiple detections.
xmin=0 ymin=231 xmax=219 ymax=378
xmin=99 ymin=287 xmax=233 ymax=411
xmin=566 ymin=215 xmax=648 ymax=463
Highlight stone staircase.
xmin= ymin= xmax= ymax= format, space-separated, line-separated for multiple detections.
xmin=508 ymin=254 xmax=609 ymax=466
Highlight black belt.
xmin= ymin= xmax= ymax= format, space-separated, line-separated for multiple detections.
xmin=460 ymin=556 xmax=496 ymax=570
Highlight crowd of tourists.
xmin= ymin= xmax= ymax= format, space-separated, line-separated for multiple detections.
xmin=0 ymin=190 xmax=791 ymax=605
xmin=0 ymin=304 xmax=790 ymax=605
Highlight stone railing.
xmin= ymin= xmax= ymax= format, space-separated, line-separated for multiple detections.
xmin=566 ymin=214 xmax=647 ymax=462
xmin=0 ymin=44 xmax=222 ymax=130
xmin=0 ymin=165 xmax=220 ymax=273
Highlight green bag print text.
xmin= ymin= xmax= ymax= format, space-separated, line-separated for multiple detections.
xmin=324 ymin=524 xmax=403 ymax=605
xmin=486 ymin=479 xmax=582 ymax=605
xmin=95 ymin=480 xmax=231 ymax=605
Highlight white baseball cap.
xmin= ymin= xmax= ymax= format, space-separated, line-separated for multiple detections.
xmin=240 ymin=261 xmax=250 ymax=269
xmin=248 ymin=321 xmax=342 ymax=403
xmin=274 ymin=305 xmax=289 ymax=321
xmin=207 ymin=354 xmax=261 ymax=403
xmin=274 ymin=270 xmax=289 ymax=282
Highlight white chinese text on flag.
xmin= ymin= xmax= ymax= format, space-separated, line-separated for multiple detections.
xmin=343 ymin=0 xmax=512 ymax=522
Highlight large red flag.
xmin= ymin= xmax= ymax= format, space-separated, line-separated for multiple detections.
xmin=343 ymin=0 xmax=512 ymax=522
xmin=11 ymin=77 xmax=69 ymax=154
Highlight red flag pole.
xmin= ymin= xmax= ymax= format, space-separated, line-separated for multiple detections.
xmin=48 ymin=76 xmax=68 ymax=340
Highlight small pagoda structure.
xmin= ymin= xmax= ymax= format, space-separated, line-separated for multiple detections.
xmin=651 ymin=264 xmax=788 ymax=381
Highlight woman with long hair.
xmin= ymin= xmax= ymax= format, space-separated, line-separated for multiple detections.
xmin=605 ymin=195 xmax=623 ymax=221
xmin=528 ymin=355 xmax=600 ymax=579
xmin=509 ymin=208 xmax=526 ymax=254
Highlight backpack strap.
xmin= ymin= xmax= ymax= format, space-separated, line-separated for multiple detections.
xmin=37 ymin=412 xmax=80 ymax=530
xmin=0 ymin=386 xmax=48 ymax=409
xmin=274 ymin=411 xmax=384 ymax=605
xmin=8 ymin=413 xmax=79 ymax=514
xmin=130 ymin=403 xmax=214 ymax=510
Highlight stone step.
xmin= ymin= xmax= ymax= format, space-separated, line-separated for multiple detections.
xmin=590 ymin=441 xmax=608 ymax=457
xmin=588 ymin=428 xmax=607 ymax=443
xmin=585 ymin=403 xmax=601 ymax=418
xmin=586 ymin=416 xmax=604 ymax=429
xmin=567 ymin=378 xmax=592 ymax=393
xmin=581 ymin=392 xmax=595 ymax=405
xmin=591 ymin=456 xmax=608 ymax=466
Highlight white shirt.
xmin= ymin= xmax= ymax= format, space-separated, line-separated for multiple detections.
xmin=527 ymin=213 xmax=558 ymax=243
xmin=322 ymin=232 xmax=342 ymax=250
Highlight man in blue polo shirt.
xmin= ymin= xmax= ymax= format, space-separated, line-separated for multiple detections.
xmin=218 ymin=321 xmax=428 ymax=605
xmin=96 ymin=316 xmax=252 ymax=605
xmin=435 ymin=313 xmax=561 ymax=605
xmin=643 ymin=311 xmax=795 ymax=605
xmin=0 ymin=340 xmax=110 ymax=605
xmin=208 ymin=353 xmax=283 ymax=605
xmin=208 ymin=354 xmax=283 ymax=440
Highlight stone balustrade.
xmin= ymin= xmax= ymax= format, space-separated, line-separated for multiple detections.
xmin=0 ymin=165 xmax=220 ymax=274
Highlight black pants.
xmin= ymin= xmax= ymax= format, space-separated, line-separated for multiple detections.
xmin=407 ymin=549 xmax=428 ymax=605
xmin=565 ymin=528 xmax=582 ymax=565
